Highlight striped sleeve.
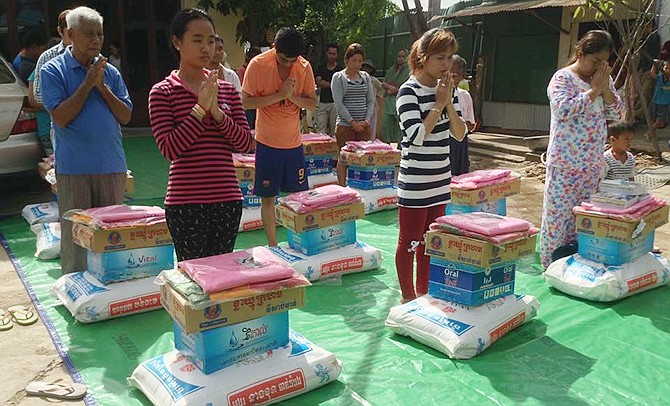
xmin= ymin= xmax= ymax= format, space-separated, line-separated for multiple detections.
xmin=149 ymin=83 xmax=206 ymax=161
xmin=397 ymin=85 xmax=427 ymax=146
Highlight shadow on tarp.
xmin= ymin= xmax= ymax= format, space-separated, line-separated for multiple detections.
xmin=464 ymin=320 xmax=595 ymax=405
xmin=547 ymin=282 xmax=670 ymax=335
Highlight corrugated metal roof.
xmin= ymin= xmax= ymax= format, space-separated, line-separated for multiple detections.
xmin=441 ymin=0 xmax=585 ymax=20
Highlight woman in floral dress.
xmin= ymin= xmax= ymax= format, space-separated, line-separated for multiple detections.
xmin=541 ymin=30 xmax=624 ymax=268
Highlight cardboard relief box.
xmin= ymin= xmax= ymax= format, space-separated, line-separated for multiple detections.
xmin=575 ymin=204 xmax=669 ymax=243
xmin=235 ymin=167 xmax=255 ymax=183
xmin=303 ymin=139 xmax=339 ymax=158
xmin=275 ymin=202 xmax=365 ymax=233
xmin=424 ymin=230 xmax=536 ymax=268
xmin=72 ymin=221 xmax=172 ymax=253
xmin=451 ymin=177 xmax=521 ymax=206
xmin=160 ymin=282 xmax=306 ymax=334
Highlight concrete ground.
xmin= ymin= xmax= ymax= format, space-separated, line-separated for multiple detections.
xmin=3 ymin=131 xmax=670 ymax=405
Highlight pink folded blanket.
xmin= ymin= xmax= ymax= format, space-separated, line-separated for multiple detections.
xmin=429 ymin=223 xmax=540 ymax=245
xmin=281 ymin=184 xmax=362 ymax=214
xmin=302 ymin=133 xmax=335 ymax=142
xmin=433 ymin=213 xmax=533 ymax=236
xmin=71 ymin=205 xmax=165 ymax=228
xmin=451 ymin=170 xmax=515 ymax=190
xmin=232 ymin=153 xmax=256 ymax=167
xmin=579 ymin=195 xmax=657 ymax=215
xmin=573 ymin=198 xmax=667 ymax=221
xmin=179 ymin=247 xmax=296 ymax=293
xmin=342 ymin=140 xmax=395 ymax=152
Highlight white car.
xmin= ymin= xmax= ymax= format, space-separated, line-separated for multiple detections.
xmin=0 ymin=54 xmax=40 ymax=175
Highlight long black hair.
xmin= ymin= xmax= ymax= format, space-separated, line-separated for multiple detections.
xmin=169 ymin=8 xmax=214 ymax=58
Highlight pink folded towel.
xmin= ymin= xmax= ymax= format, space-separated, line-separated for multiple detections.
xmin=179 ymin=247 xmax=296 ymax=294
xmin=451 ymin=170 xmax=515 ymax=190
xmin=342 ymin=140 xmax=395 ymax=152
xmin=302 ymin=133 xmax=335 ymax=142
xmin=430 ymin=223 xmax=539 ymax=245
xmin=75 ymin=205 xmax=165 ymax=228
xmin=232 ymin=153 xmax=256 ymax=167
xmin=281 ymin=184 xmax=362 ymax=214
xmin=574 ymin=198 xmax=667 ymax=221
xmin=433 ymin=212 xmax=533 ymax=236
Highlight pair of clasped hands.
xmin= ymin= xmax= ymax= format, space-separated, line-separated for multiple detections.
xmin=82 ymin=55 xmax=109 ymax=92
xmin=589 ymin=60 xmax=612 ymax=97
xmin=196 ymin=69 xmax=226 ymax=122
xmin=434 ymin=71 xmax=455 ymax=112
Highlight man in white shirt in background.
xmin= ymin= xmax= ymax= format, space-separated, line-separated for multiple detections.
xmin=450 ymin=54 xmax=475 ymax=176
xmin=209 ymin=35 xmax=242 ymax=93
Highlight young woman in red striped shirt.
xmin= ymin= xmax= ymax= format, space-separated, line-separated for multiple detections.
xmin=149 ymin=8 xmax=252 ymax=261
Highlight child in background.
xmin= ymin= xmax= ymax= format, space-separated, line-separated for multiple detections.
xmin=651 ymin=60 xmax=670 ymax=128
xmin=603 ymin=121 xmax=636 ymax=181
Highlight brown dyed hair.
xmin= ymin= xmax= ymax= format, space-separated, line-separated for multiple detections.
xmin=344 ymin=43 xmax=365 ymax=61
xmin=567 ymin=30 xmax=614 ymax=65
xmin=408 ymin=28 xmax=458 ymax=74
xmin=58 ymin=9 xmax=70 ymax=32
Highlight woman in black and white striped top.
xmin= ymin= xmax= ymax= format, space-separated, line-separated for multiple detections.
xmin=394 ymin=28 xmax=466 ymax=303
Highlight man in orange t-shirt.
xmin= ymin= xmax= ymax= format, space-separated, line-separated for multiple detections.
xmin=242 ymin=27 xmax=317 ymax=246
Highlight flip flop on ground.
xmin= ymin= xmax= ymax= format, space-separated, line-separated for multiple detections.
xmin=7 ymin=305 xmax=38 ymax=326
xmin=0 ymin=308 xmax=12 ymax=331
xmin=25 ymin=378 xmax=87 ymax=400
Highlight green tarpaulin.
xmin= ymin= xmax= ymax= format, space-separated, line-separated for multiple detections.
xmin=2 ymin=137 xmax=669 ymax=405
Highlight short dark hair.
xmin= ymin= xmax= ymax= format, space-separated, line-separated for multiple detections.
xmin=607 ymin=121 xmax=636 ymax=138
xmin=246 ymin=46 xmax=262 ymax=62
xmin=170 ymin=8 xmax=214 ymax=57
xmin=274 ymin=27 xmax=303 ymax=58
xmin=22 ymin=28 xmax=47 ymax=48
xmin=214 ymin=34 xmax=224 ymax=45
xmin=325 ymin=43 xmax=339 ymax=52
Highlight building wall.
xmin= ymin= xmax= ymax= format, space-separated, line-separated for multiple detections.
xmin=182 ymin=0 xmax=245 ymax=69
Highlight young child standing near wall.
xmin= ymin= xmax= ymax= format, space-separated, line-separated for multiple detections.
xmin=603 ymin=121 xmax=636 ymax=181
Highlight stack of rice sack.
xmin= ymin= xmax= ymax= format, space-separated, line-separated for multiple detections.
xmin=340 ymin=140 xmax=401 ymax=214
xmin=233 ymin=153 xmax=265 ymax=232
xmin=545 ymin=179 xmax=670 ymax=301
xmin=272 ymin=185 xmax=383 ymax=281
xmin=51 ymin=205 xmax=174 ymax=322
xmin=386 ymin=212 xmax=540 ymax=359
xmin=22 ymin=202 xmax=61 ymax=259
xmin=302 ymin=133 xmax=338 ymax=188
xmin=447 ymin=170 xmax=521 ymax=215
xmin=129 ymin=248 xmax=342 ymax=406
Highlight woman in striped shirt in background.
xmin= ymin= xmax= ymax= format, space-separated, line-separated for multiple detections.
xmin=148 ymin=8 xmax=253 ymax=261
xmin=331 ymin=43 xmax=376 ymax=186
xmin=395 ymin=28 xmax=466 ymax=303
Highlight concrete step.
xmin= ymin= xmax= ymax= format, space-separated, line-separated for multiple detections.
xmin=468 ymin=133 xmax=532 ymax=158
xmin=469 ymin=146 xmax=527 ymax=163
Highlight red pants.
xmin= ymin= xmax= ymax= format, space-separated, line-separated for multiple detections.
xmin=395 ymin=204 xmax=446 ymax=301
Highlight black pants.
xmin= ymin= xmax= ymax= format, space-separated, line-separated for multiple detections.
xmin=165 ymin=201 xmax=243 ymax=261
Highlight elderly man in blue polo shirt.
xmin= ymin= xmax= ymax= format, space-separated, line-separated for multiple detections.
xmin=41 ymin=6 xmax=132 ymax=275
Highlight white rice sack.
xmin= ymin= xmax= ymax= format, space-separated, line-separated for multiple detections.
xmin=385 ymin=294 xmax=539 ymax=359
xmin=354 ymin=187 xmax=398 ymax=214
xmin=128 ymin=330 xmax=342 ymax=406
xmin=30 ymin=222 xmax=60 ymax=259
xmin=267 ymin=242 xmax=383 ymax=281
xmin=544 ymin=253 xmax=670 ymax=302
xmin=238 ymin=207 xmax=263 ymax=232
xmin=51 ymin=272 xmax=162 ymax=323
xmin=308 ymin=172 xmax=337 ymax=189
xmin=22 ymin=202 xmax=59 ymax=225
